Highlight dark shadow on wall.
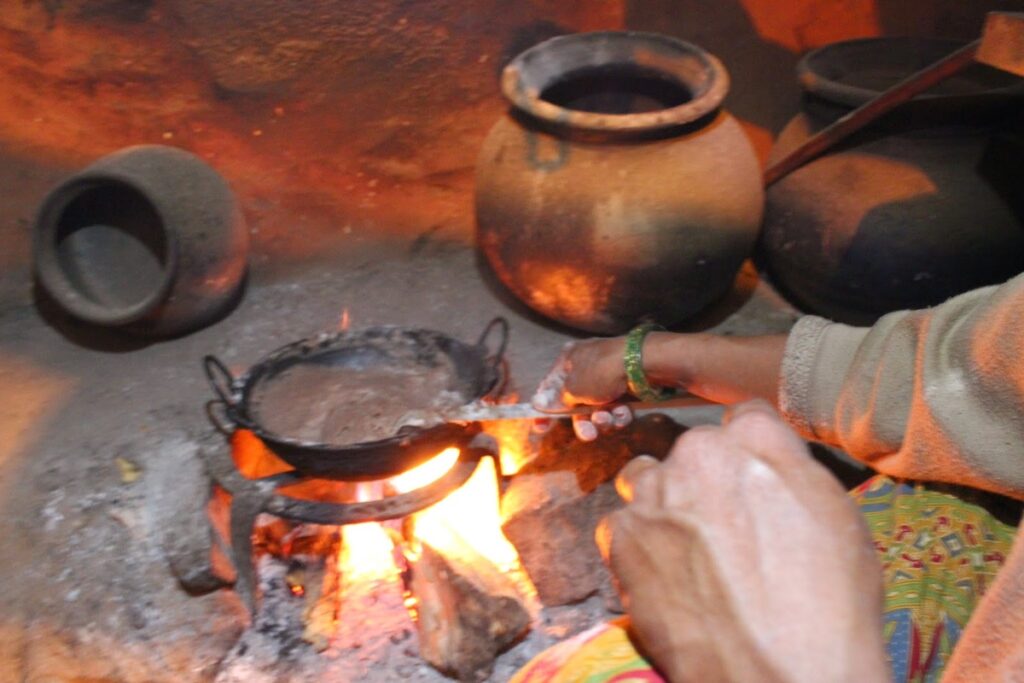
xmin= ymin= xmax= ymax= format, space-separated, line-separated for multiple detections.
xmin=875 ymin=0 xmax=1024 ymax=41
xmin=624 ymin=0 xmax=802 ymax=137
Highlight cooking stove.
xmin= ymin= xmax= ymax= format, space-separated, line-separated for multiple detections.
xmin=199 ymin=432 xmax=501 ymax=613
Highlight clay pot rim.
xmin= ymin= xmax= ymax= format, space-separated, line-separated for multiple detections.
xmin=797 ymin=36 xmax=1024 ymax=109
xmin=33 ymin=171 xmax=180 ymax=326
xmin=501 ymin=31 xmax=730 ymax=133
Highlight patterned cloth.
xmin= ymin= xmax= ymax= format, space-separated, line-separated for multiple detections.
xmin=511 ymin=618 xmax=664 ymax=683
xmin=510 ymin=475 xmax=1017 ymax=683
xmin=850 ymin=476 xmax=1016 ymax=682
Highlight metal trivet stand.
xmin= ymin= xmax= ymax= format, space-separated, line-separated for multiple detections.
xmin=200 ymin=435 xmax=500 ymax=613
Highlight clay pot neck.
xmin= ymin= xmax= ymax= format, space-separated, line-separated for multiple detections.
xmin=797 ymin=37 xmax=1023 ymax=111
xmin=501 ymin=31 xmax=729 ymax=138
xmin=34 ymin=175 xmax=176 ymax=326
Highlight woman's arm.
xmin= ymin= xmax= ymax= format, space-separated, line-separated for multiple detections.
xmin=643 ymin=332 xmax=788 ymax=405
xmin=532 ymin=333 xmax=787 ymax=408
xmin=780 ymin=273 xmax=1024 ymax=501
xmin=531 ymin=332 xmax=787 ymax=439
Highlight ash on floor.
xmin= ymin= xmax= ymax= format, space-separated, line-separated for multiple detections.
xmin=0 ymin=237 xmax=799 ymax=682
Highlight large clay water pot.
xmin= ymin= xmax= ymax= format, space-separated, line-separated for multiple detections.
xmin=760 ymin=38 xmax=1024 ymax=325
xmin=475 ymin=31 xmax=763 ymax=334
xmin=33 ymin=145 xmax=249 ymax=336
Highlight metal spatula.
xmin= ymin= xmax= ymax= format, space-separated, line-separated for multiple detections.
xmin=394 ymin=395 xmax=716 ymax=430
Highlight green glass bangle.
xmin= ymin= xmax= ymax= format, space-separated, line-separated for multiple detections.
xmin=624 ymin=323 xmax=673 ymax=401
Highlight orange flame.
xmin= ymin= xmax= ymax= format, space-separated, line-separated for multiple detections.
xmin=332 ymin=444 xmax=536 ymax=622
xmin=482 ymin=419 xmax=533 ymax=476
xmin=338 ymin=308 xmax=351 ymax=331
xmin=337 ymin=483 xmax=397 ymax=582
xmin=392 ymin=448 xmax=519 ymax=572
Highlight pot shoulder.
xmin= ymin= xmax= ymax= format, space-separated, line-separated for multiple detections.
xmin=477 ymin=111 xmax=764 ymax=232
xmin=475 ymin=111 xmax=764 ymax=333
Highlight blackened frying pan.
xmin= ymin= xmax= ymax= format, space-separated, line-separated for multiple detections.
xmin=203 ymin=318 xmax=508 ymax=480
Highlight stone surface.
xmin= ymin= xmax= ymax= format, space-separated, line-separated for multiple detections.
xmin=502 ymin=415 xmax=684 ymax=606
xmin=408 ymin=541 xmax=530 ymax=681
xmin=148 ymin=432 xmax=237 ymax=594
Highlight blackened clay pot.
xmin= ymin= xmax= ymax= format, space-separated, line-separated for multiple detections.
xmin=475 ymin=31 xmax=763 ymax=334
xmin=760 ymin=38 xmax=1024 ymax=325
xmin=33 ymin=145 xmax=249 ymax=336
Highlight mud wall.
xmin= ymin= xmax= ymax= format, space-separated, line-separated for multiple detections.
xmin=0 ymin=0 xmax=1018 ymax=282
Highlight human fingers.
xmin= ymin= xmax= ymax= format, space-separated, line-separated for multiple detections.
xmin=722 ymin=400 xmax=817 ymax=470
xmin=531 ymin=417 xmax=554 ymax=434
xmin=591 ymin=409 xmax=614 ymax=429
xmin=531 ymin=342 xmax=576 ymax=413
xmin=585 ymin=405 xmax=632 ymax=439
xmin=615 ymin=454 xmax=661 ymax=504
xmin=595 ymin=508 xmax=638 ymax=570
xmin=657 ymin=424 xmax=759 ymax=511
xmin=611 ymin=405 xmax=633 ymax=428
xmin=723 ymin=401 xmax=855 ymax=517
xmin=572 ymin=414 xmax=598 ymax=441
xmin=662 ymin=424 xmax=729 ymax=469
xmin=721 ymin=398 xmax=779 ymax=426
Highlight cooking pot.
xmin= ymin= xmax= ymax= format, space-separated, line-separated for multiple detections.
xmin=203 ymin=318 xmax=508 ymax=480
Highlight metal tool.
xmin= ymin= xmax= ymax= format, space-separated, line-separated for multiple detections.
xmin=395 ymin=395 xmax=717 ymax=430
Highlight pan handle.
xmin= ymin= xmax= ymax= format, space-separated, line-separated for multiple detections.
xmin=205 ymin=400 xmax=237 ymax=436
xmin=476 ymin=317 xmax=510 ymax=372
xmin=203 ymin=355 xmax=239 ymax=408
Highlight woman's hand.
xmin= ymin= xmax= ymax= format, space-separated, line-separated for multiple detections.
xmin=598 ymin=401 xmax=888 ymax=683
xmin=531 ymin=332 xmax=788 ymax=440
xmin=531 ymin=338 xmax=633 ymax=440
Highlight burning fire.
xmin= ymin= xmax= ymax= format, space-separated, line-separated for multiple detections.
xmin=335 ymin=448 xmax=520 ymax=572
xmin=392 ymin=448 xmax=519 ymax=572
xmin=338 ymin=482 xmax=401 ymax=582
xmin=482 ymin=417 xmax=533 ymax=476
xmin=335 ymin=446 xmax=529 ymax=609
xmin=252 ymin=310 xmax=537 ymax=646
xmin=339 ymin=520 xmax=397 ymax=582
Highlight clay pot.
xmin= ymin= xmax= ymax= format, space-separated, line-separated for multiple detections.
xmin=475 ymin=32 xmax=763 ymax=334
xmin=760 ymin=38 xmax=1024 ymax=324
xmin=33 ymin=145 xmax=249 ymax=336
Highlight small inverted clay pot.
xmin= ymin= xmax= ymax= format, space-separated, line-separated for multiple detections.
xmin=33 ymin=145 xmax=249 ymax=336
